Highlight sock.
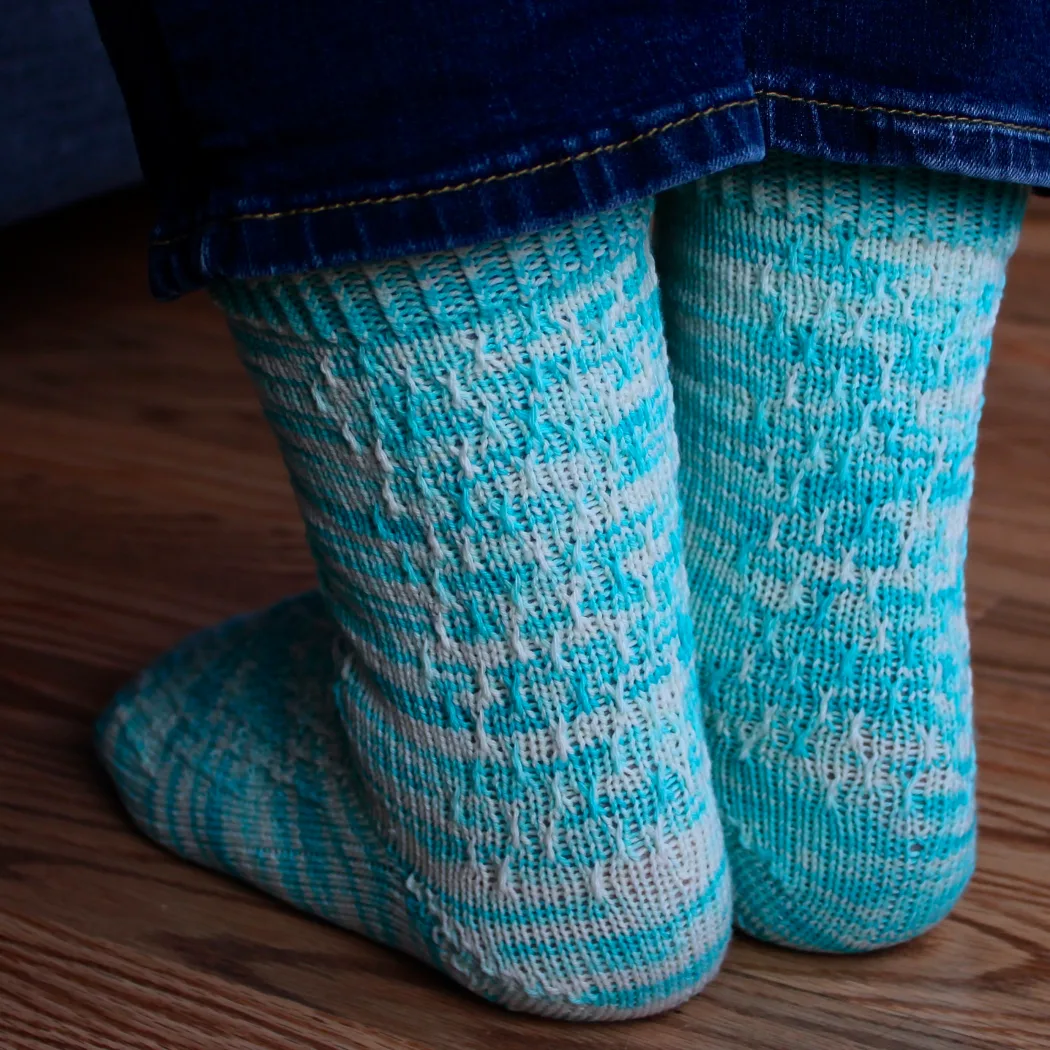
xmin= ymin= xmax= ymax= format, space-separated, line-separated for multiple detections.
xmin=97 ymin=202 xmax=732 ymax=1019
xmin=655 ymin=154 xmax=1026 ymax=951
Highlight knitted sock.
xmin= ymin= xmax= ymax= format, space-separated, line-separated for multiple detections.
xmin=97 ymin=202 xmax=732 ymax=1019
xmin=655 ymin=154 xmax=1026 ymax=951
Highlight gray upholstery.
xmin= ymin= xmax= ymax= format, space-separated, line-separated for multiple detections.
xmin=1 ymin=1 xmax=140 ymax=226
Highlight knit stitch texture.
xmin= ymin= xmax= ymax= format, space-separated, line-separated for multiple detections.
xmin=656 ymin=154 xmax=1026 ymax=951
xmin=97 ymin=202 xmax=731 ymax=1018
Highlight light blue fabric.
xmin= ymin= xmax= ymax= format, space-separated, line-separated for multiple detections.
xmin=97 ymin=202 xmax=731 ymax=1019
xmin=658 ymin=153 xmax=1026 ymax=950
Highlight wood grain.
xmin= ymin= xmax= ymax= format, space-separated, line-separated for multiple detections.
xmin=0 ymin=911 xmax=425 ymax=1050
xmin=0 ymin=189 xmax=1047 ymax=1050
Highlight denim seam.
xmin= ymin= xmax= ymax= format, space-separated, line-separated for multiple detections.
xmin=150 ymin=97 xmax=758 ymax=246
xmin=151 ymin=91 xmax=1050 ymax=250
xmin=759 ymin=90 xmax=1050 ymax=138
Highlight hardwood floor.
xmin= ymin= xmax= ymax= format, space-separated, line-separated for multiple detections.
xmin=0 ymin=189 xmax=1047 ymax=1050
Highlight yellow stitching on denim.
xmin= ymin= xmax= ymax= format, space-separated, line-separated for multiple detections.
xmin=756 ymin=90 xmax=1050 ymax=138
xmin=150 ymin=98 xmax=758 ymax=245
xmin=152 ymin=92 xmax=1050 ymax=249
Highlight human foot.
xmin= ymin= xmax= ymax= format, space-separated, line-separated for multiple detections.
xmin=99 ymin=204 xmax=731 ymax=1017
xmin=657 ymin=154 xmax=1025 ymax=950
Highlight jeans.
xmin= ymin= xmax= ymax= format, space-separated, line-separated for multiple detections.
xmin=90 ymin=0 xmax=1050 ymax=298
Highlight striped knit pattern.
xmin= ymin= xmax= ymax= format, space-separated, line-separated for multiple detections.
xmin=97 ymin=202 xmax=731 ymax=1019
xmin=656 ymin=154 xmax=1026 ymax=951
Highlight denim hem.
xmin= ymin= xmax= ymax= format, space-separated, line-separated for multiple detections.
xmin=145 ymin=81 xmax=1050 ymax=300
xmin=147 ymin=91 xmax=765 ymax=299
xmin=756 ymin=85 xmax=1050 ymax=191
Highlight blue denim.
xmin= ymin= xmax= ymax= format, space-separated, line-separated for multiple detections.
xmin=91 ymin=0 xmax=1050 ymax=298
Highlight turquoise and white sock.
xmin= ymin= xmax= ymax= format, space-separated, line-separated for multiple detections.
xmin=656 ymin=154 xmax=1026 ymax=951
xmin=97 ymin=203 xmax=732 ymax=1018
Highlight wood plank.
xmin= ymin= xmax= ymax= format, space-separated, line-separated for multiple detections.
xmin=0 ymin=189 xmax=1047 ymax=1050
xmin=0 ymin=910 xmax=423 ymax=1050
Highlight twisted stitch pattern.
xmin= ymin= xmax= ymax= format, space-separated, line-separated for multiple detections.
xmin=97 ymin=202 xmax=731 ymax=1019
xmin=657 ymin=154 xmax=1026 ymax=950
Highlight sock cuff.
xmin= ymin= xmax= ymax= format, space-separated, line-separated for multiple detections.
xmin=210 ymin=201 xmax=653 ymax=345
xmin=679 ymin=152 xmax=1027 ymax=258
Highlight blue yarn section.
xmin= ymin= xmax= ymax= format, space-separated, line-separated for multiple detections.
xmin=97 ymin=202 xmax=731 ymax=1020
xmin=658 ymin=153 xmax=1026 ymax=951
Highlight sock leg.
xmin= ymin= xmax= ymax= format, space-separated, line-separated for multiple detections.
xmin=656 ymin=154 xmax=1026 ymax=950
xmin=99 ymin=203 xmax=731 ymax=1017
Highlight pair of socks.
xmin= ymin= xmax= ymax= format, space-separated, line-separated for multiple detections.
xmin=98 ymin=154 xmax=1026 ymax=1019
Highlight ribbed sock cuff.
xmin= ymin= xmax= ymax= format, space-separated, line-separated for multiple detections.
xmin=687 ymin=151 xmax=1027 ymax=257
xmin=210 ymin=201 xmax=653 ymax=344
